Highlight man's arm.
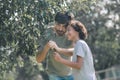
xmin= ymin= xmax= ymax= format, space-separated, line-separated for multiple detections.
xmin=36 ymin=43 xmax=50 ymax=63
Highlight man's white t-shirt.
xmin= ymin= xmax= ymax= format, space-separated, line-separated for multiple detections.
xmin=72 ymin=40 xmax=97 ymax=80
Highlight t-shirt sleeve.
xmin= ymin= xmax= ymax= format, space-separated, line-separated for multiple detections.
xmin=37 ymin=36 xmax=47 ymax=52
xmin=75 ymin=42 xmax=85 ymax=58
xmin=37 ymin=29 xmax=51 ymax=52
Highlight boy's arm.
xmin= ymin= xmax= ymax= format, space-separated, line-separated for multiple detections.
xmin=48 ymin=40 xmax=74 ymax=56
xmin=54 ymin=52 xmax=83 ymax=69
xmin=56 ymin=48 xmax=74 ymax=56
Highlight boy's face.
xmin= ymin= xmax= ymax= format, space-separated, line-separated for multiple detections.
xmin=66 ymin=25 xmax=78 ymax=41
xmin=54 ymin=22 xmax=66 ymax=36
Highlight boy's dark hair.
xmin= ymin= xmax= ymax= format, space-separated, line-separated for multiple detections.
xmin=55 ymin=12 xmax=74 ymax=25
xmin=70 ymin=20 xmax=88 ymax=40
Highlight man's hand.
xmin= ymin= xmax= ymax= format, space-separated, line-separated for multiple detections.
xmin=48 ymin=40 xmax=59 ymax=51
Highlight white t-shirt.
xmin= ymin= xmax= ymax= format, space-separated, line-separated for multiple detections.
xmin=72 ymin=40 xmax=97 ymax=80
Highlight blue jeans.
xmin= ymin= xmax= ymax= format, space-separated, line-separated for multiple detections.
xmin=48 ymin=74 xmax=74 ymax=80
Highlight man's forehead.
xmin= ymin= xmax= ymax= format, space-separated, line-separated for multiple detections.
xmin=54 ymin=22 xmax=68 ymax=28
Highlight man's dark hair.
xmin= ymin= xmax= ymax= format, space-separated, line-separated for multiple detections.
xmin=55 ymin=12 xmax=74 ymax=24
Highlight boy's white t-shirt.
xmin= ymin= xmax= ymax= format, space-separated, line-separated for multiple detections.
xmin=72 ymin=40 xmax=97 ymax=80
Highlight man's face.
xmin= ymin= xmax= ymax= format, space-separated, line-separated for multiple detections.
xmin=54 ymin=23 xmax=66 ymax=36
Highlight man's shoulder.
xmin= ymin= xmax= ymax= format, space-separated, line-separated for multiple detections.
xmin=43 ymin=27 xmax=56 ymax=41
xmin=44 ymin=27 xmax=55 ymax=36
xmin=44 ymin=27 xmax=53 ymax=34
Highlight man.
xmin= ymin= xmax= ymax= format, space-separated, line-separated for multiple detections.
xmin=36 ymin=12 xmax=74 ymax=80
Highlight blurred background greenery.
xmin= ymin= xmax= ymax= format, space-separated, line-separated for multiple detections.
xmin=0 ymin=0 xmax=120 ymax=80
